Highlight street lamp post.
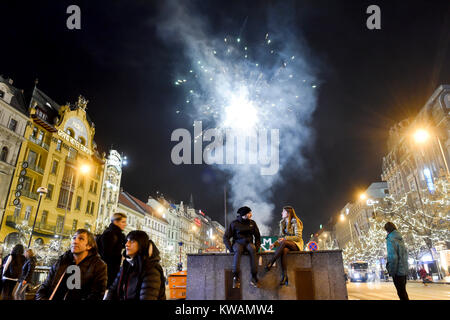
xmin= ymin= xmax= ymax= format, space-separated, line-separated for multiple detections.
xmin=28 ymin=187 xmax=48 ymax=248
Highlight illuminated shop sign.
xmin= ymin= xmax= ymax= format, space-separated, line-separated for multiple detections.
xmin=58 ymin=129 xmax=93 ymax=155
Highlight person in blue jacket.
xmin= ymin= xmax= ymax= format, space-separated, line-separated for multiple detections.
xmin=384 ymin=222 xmax=409 ymax=300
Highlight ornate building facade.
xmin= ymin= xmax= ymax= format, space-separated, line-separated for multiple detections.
xmin=0 ymin=76 xmax=28 ymax=228
xmin=0 ymin=86 xmax=105 ymax=248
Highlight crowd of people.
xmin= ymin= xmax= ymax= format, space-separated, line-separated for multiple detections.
xmin=0 ymin=207 xmax=438 ymax=301
xmin=0 ymin=212 xmax=166 ymax=300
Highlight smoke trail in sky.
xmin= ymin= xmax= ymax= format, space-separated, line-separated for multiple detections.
xmin=156 ymin=0 xmax=319 ymax=235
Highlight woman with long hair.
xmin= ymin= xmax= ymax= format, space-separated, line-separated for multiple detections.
xmin=106 ymin=230 xmax=166 ymax=300
xmin=14 ymin=248 xmax=37 ymax=300
xmin=265 ymin=206 xmax=304 ymax=286
xmin=1 ymin=244 xmax=25 ymax=299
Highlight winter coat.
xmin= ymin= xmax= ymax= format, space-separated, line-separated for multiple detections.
xmin=35 ymin=250 xmax=107 ymax=300
xmin=106 ymin=249 xmax=166 ymax=300
xmin=223 ymin=216 xmax=261 ymax=252
xmin=279 ymin=217 xmax=304 ymax=250
xmin=99 ymin=223 xmax=126 ymax=275
xmin=2 ymin=253 xmax=25 ymax=280
xmin=419 ymin=268 xmax=428 ymax=279
xmin=386 ymin=230 xmax=409 ymax=276
xmin=19 ymin=256 xmax=37 ymax=283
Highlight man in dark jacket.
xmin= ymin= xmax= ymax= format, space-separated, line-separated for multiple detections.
xmin=106 ymin=231 xmax=166 ymax=300
xmin=35 ymin=229 xmax=107 ymax=300
xmin=223 ymin=206 xmax=261 ymax=289
xmin=385 ymin=222 xmax=409 ymax=300
xmin=98 ymin=212 xmax=127 ymax=288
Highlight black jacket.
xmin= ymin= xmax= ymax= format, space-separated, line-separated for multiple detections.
xmin=99 ymin=223 xmax=126 ymax=269
xmin=223 ymin=216 xmax=261 ymax=252
xmin=2 ymin=253 xmax=26 ymax=279
xmin=106 ymin=245 xmax=166 ymax=300
xmin=35 ymin=251 xmax=107 ymax=300
xmin=19 ymin=256 xmax=37 ymax=283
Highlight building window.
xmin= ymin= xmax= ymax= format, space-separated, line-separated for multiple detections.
xmin=75 ymin=196 xmax=82 ymax=210
xmin=78 ymin=137 xmax=86 ymax=146
xmin=0 ymin=147 xmax=8 ymax=162
xmin=56 ymin=140 xmax=62 ymax=151
xmin=24 ymin=206 xmax=33 ymax=221
xmin=86 ymin=200 xmax=91 ymax=214
xmin=40 ymin=210 xmax=48 ymax=227
xmin=8 ymin=118 xmax=17 ymax=132
xmin=72 ymin=220 xmax=78 ymax=232
xmin=51 ymin=160 xmax=59 ymax=175
xmin=90 ymin=202 xmax=95 ymax=215
xmin=46 ymin=184 xmax=54 ymax=200
xmin=56 ymin=215 xmax=64 ymax=234
xmin=57 ymin=188 xmax=73 ymax=210
xmin=0 ymin=90 xmax=4 ymax=98
xmin=66 ymin=128 xmax=75 ymax=138
xmin=13 ymin=204 xmax=22 ymax=218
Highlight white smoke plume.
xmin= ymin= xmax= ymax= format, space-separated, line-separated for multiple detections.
xmin=156 ymin=0 xmax=319 ymax=235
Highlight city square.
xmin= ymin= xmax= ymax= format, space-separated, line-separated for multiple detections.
xmin=0 ymin=0 xmax=449 ymax=307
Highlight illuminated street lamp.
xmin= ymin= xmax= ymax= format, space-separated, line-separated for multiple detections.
xmin=413 ymin=129 xmax=430 ymax=144
xmin=359 ymin=193 xmax=367 ymax=201
xmin=28 ymin=187 xmax=48 ymax=248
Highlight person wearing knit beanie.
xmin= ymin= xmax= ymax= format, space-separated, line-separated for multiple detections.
xmin=223 ymin=206 xmax=261 ymax=289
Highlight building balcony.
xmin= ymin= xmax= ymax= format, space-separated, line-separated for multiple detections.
xmin=5 ymin=215 xmax=73 ymax=237
xmin=21 ymin=189 xmax=39 ymax=200
xmin=29 ymin=136 xmax=50 ymax=151
xmin=65 ymin=156 xmax=77 ymax=165
xmin=28 ymin=163 xmax=45 ymax=175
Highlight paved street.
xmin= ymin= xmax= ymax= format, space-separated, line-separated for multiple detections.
xmin=347 ymin=281 xmax=450 ymax=300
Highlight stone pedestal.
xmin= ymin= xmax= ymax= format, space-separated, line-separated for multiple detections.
xmin=186 ymin=250 xmax=348 ymax=300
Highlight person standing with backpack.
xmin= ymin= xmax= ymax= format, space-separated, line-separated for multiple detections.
xmin=97 ymin=213 xmax=127 ymax=288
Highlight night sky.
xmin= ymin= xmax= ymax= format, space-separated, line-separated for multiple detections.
xmin=1 ymin=0 xmax=449 ymax=240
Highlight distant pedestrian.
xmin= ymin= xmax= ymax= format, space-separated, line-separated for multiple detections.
xmin=106 ymin=231 xmax=166 ymax=300
xmin=97 ymin=213 xmax=127 ymax=288
xmin=223 ymin=206 xmax=261 ymax=289
xmin=384 ymin=222 xmax=409 ymax=300
xmin=14 ymin=248 xmax=37 ymax=300
xmin=35 ymin=229 xmax=107 ymax=300
xmin=419 ymin=266 xmax=432 ymax=286
xmin=1 ymin=244 xmax=25 ymax=300
xmin=265 ymin=206 xmax=304 ymax=286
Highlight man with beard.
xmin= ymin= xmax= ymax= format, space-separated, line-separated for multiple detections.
xmin=36 ymin=229 xmax=107 ymax=300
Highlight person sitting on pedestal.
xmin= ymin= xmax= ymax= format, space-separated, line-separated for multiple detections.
xmin=223 ymin=206 xmax=261 ymax=289
xmin=265 ymin=206 xmax=304 ymax=286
